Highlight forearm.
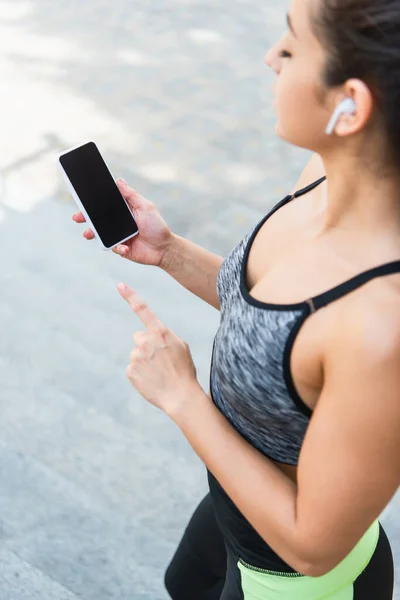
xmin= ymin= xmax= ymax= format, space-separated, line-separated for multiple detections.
xmin=171 ymin=386 xmax=312 ymax=575
xmin=160 ymin=234 xmax=223 ymax=311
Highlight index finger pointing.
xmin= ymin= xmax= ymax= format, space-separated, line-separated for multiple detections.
xmin=117 ymin=283 xmax=163 ymax=330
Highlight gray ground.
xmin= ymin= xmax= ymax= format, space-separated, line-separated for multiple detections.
xmin=0 ymin=0 xmax=398 ymax=598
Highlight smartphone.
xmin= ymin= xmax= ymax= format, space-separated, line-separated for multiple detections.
xmin=58 ymin=141 xmax=139 ymax=250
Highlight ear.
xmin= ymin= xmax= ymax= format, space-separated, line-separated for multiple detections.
xmin=326 ymin=98 xmax=356 ymax=135
xmin=334 ymin=79 xmax=374 ymax=137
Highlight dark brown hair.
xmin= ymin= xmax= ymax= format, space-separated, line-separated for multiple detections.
xmin=311 ymin=0 xmax=400 ymax=165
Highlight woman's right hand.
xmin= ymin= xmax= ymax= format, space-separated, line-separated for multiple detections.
xmin=72 ymin=179 xmax=174 ymax=268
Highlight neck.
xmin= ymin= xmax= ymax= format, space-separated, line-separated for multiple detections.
xmin=317 ymin=153 xmax=400 ymax=240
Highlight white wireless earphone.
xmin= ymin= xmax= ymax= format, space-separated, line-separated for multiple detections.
xmin=325 ymin=98 xmax=357 ymax=135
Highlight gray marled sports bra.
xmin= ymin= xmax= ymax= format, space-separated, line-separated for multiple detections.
xmin=210 ymin=176 xmax=400 ymax=466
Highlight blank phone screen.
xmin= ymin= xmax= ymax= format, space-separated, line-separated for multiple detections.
xmin=60 ymin=142 xmax=139 ymax=248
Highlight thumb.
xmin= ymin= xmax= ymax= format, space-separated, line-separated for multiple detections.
xmin=117 ymin=179 xmax=150 ymax=211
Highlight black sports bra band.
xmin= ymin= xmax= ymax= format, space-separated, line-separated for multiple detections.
xmin=311 ymin=260 xmax=400 ymax=310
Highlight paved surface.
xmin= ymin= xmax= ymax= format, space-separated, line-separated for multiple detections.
xmin=0 ymin=0 xmax=398 ymax=598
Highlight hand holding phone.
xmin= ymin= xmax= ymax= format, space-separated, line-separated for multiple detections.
xmin=63 ymin=144 xmax=174 ymax=267
xmin=59 ymin=141 xmax=139 ymax=250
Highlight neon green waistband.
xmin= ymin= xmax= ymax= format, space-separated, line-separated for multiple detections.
xmin=238 ymin=519 xmax=380 ymax=600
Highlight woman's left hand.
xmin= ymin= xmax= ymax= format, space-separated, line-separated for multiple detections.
xmin=117 ymin=282 xmax=200 ymax=415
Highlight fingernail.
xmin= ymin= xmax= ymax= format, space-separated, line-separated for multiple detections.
xmin=118 ymin=178 xmax=128 ymax=186
xmin=117 ymin=283 xmax=126 ymax=292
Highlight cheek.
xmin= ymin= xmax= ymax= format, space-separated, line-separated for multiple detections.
xmin=274 ymin=70 xmax=327 ymax=147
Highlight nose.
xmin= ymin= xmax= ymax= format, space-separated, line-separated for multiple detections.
xmin=265 ymin=34 xmax=286 ymax=74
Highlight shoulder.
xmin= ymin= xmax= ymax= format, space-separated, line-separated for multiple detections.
xmin=324 ymin=273 xmax=400 ymax=384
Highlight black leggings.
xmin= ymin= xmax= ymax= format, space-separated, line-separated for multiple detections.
xmin=164 ymin=494 xmax=394 ymax=600
xmin=165 ymin=495 xmax=226 ymax=600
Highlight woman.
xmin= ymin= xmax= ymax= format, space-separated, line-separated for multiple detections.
xmin=74 ymin=0 xmax=399 ymax=597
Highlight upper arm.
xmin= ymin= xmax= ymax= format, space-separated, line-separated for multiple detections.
xmin=290 ymin=153 xmax=325 ymax=196
xmin=295 ymin=301 xmax=400 ymax=576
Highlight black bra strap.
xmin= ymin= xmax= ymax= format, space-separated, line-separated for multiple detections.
xmin=294 ymin=176 xmax=326 ymax=198
xmin=268 ymin=176 xmax=327 ymax=217
xmin=312 ymin=261 xmax=400 ymax=311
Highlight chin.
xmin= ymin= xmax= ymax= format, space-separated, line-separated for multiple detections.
xmin=273 ymin=113 xmax=287 ymax=138
xmin=274 ymin=121 xmax=310 ymax=149
xmin=274 ymin=121 xmax=285 ymax=139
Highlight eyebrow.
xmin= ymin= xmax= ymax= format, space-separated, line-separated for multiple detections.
xmin=286 ymin=13 xmax=298 ymax=39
